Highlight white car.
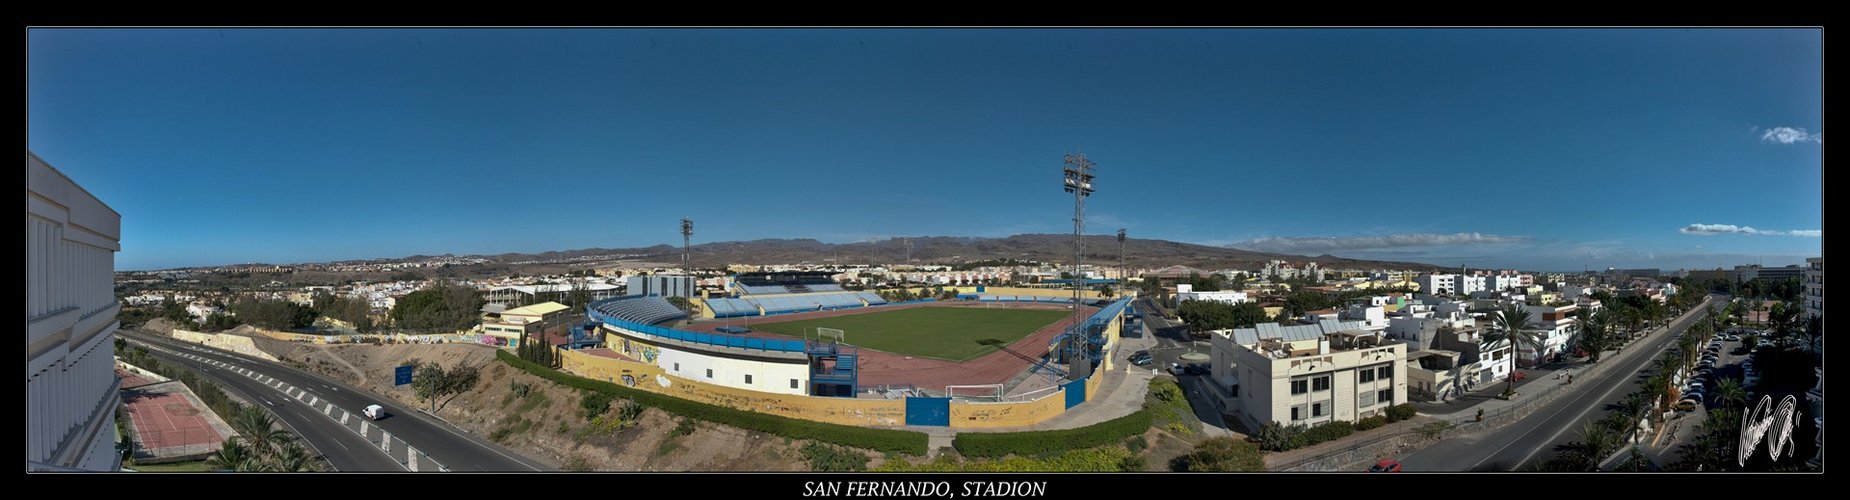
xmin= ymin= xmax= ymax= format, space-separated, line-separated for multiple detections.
xmin=363 ymin=404 xmax=386 ymax=421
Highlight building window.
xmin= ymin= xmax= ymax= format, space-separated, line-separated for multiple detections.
xmin=705 ymin=369 xmax=713 ymax=379
xmin=1378 ymin=365 xmax=1393 ymax=379
xmin=1312 ymin=402 xmax=1325 ymax=417
xmin=673 ymin=362 xmax=680 ymax=371
xmin=1378 ymin=388 xmax=1393 ymax=404
xmin=1359 ymin=369 xmax=1376 ymax=383
xmin=1291 ymin=379 xmax=1309 ymax=395
xmin=745 ymin=374 xmax=753 ymax=384
xmin=791 ymin=379 xmax=800 ymax=389
xmin=1230 ymin=384 xmax=1239 ymax=397
xmin=1313 ymin=375 xmax=1330 ymax=392
xmin=1359 ymin=391 xmax=1376 ymax=407
xmin=1291 ymin=405 xmax=1305 ymax=421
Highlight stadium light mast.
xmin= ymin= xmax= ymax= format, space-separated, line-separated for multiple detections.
xmin=1062 ymin=153 xmax=1096 ymax=368
xmin=1117 ymin=228 xmax=1127 ymax=286
xmin=681 ymin=217 xmax=693 ymax=311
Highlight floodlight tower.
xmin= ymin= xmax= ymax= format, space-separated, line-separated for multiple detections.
xmin=681 ymin=217 xmax=693 ymax=310
xmin=1117 ymin=228 xmax=1127 ymax=288
xmin=1062 ymin=153 xmax=1096 ymax=368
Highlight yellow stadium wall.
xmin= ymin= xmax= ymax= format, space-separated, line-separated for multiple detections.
xmin=947 ymin=393 xmax=1068 ymax=428
xmin=559 ymin=349 xmax=908 ymax=427
xmin=556 ymin=299 xmax=1131 ymax=428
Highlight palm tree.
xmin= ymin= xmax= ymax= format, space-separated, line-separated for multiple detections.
xmin=1495 ymin=304 xmax=1539 ymax=394
xmin=232 ymin=407 xmax=288 ymax=455
xmin=1617 ymin=392 xmax=1649 ymax=431
xmin=1714 ymin=377 xmax=1747 ymax=410
xmin=1576 ymin=309 xmax=1615 ymax=363
xmin=207 ymin=438 xmax=258 ymax=472
xmin=1555 ymin=421 xmax=1620 ymax=471
xmin=269 ymin=439 xmax=314 ymax=472
xmin=1642 ymin=372 xmax=1673 ymax=414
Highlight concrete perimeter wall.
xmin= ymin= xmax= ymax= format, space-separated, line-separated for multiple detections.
xmin=169 ymin=330 xmax=281 ymax=362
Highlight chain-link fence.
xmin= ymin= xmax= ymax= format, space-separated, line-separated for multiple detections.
xmin=128 ymin=427 xmax=222 ymax=462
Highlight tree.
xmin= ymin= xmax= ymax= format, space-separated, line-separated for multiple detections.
xmin=1495 ymin=303 xmax=1539 ymax=394
xmin=1098 ymin=285 xmax=1115 ymax=300
xmin=411 ymin=361 xmax=482 ymax=415
xmin=1551 ymin=421 xmax=1620 ymax=471
xmin=390 ymin=280 xmax=485 ymax=333
xmin=1714 ymin=377 xmax=1747 ymax=410
xmin=207 ymin=438 xmax=257 ymax=472
xmin=1575 ymin=308 xmax=1616 ymax=363
xmin=1179 ymin=437 xmax=1265 ymax=471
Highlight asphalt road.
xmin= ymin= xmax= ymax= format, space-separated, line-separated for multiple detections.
xmin=1130 ymin=298 xmax=1233 ymax=432
xmin=1399 ymin=295 xmax=1717 ymax=471
xmin=121 ymin=329 xmax=550 ymax=471
xmin=124 ymin=336 xmax=408 ymax=471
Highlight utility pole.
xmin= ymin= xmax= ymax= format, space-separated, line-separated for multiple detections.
xmin=1062 ymin=152 xmax=1096 ymax=375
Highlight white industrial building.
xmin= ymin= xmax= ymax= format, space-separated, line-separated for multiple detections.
xmin=1207 ymin=320 xmax=1408 ymax=429
xmin=27 ymin=153 xmax=124 ymax=471
xmin=1175 ymin=283 xmax=1250 ymax=305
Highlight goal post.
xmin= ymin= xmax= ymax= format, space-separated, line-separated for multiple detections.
xmin=816 ymin=327 xmax=846 ymax=344
xmin=945 ymin=384 xmax=1005 ymax=401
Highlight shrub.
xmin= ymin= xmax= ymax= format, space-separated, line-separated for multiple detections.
xmin=801 ymin=442 xmax=870 ymax=471
xmin=496 ymin=350 xmax=928 ymax=455
xmin=1181 ymin=437 xmax=1266 ymax=471
xmin=1302 ymin=420 xmax=1354 ymax=445
xmin=952 ymin=410 xmax=1153 ymax=458
xmin=1354 ymin=415 xmax=1388 ymax=431
xmin=511 ymin=381 xmax=530 ymax=397
xmin=580 ymin=391 xmax=614 ymax=421
xmin=1125 ymin=435 xmax=1148 ymax=453
xmin=1254 ymin=421 xmax=1302 ymax=452
xmin=1384 ymin=403 xmax=1418 ymax=422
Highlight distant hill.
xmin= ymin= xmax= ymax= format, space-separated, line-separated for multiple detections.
xmin=466 ymin=234 xmax=1443 ymax=272
xmin=133 ymin=234 xmax=1448 ymax=278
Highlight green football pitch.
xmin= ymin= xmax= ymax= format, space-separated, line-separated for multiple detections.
xmin=749 ymin=306 xmax=1072 ymax=361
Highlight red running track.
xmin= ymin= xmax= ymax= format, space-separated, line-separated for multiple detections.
xmin=682 ymin=301 xmax=1098 ymax=389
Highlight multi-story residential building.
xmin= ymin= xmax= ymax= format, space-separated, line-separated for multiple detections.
xmin=1175 ymin=283 xmax=1250 ymax=306
xmin=1737 ymin=264 xmax=1805 ymax=282
xmin=1522 ymin=303 xmax=1579 ymax=365
xmin=1416 ymin=274 xmax=1456 ymax=295
xmin=486 ymin=282 xmax=622 ymax=307
xmin=1805 ymin=257 xmax=1823 ymax=320
xmin=27 ymin=153 xmax=123 ymax=471
xmin=1208 ymin=321 xmax=1407 ymax=430
xmin=1428 ymin=323 xmax=1511 ymax=394
xmin=1686 ymin=268 xmax=1735 ymax=284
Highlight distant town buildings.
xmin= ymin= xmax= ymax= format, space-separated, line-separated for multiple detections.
xmin=1805 ymin=257 xmax=1823 ymax=321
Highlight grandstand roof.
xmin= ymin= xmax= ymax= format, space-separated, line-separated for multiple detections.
xmin=502 ymin=301 xmax=570 ymax=317
xmin=491 ymin=283 xmax=620 ymax=295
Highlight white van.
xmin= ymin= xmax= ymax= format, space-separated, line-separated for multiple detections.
xmin=363 ymin=404 xmax=386 ymax=421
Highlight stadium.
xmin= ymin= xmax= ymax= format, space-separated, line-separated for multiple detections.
xmin=560 ymin=271 xmax=1133 ymax=428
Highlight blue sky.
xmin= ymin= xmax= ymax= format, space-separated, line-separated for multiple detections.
xmin=29 ymin=28 xmax=1820 ymax=272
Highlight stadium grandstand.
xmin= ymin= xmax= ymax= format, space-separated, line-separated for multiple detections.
xmin=703 ymin=271 xmax=886 ymax=318
xmin=732 ymin=271 xmax=845 ymax=295
xmin=586 ymin=294 xmax=860 ymax=398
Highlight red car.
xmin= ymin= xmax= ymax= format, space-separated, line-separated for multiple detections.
xmin=1369 ymin=459 xmax=1403 ymax=472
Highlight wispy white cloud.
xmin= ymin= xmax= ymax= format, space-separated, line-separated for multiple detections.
xmin=1679 ymin=223 xmax=1821 ymax=237
xmin=1231 ymin=232 xmax=1532 ymax=254
xmin=1760 ymin=126 xmax=1822 ymax=145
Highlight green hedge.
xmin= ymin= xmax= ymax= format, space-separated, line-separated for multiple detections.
xmin=1385 ymin=403 xmax=1417 ymax=422
xmin=1302 ymin=420 xmax=1353 ymax=444
xmin=496 ymin=350 xmax=928 ymax=455
xmin=953 ymin=410 xmax=1153 ymax=458
xmin=1354 ymin=415 xmax=1388 ymax=431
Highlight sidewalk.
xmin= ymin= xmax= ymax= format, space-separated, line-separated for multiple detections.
xmin=906 ymin=324 xmax=1164 ymax=441
xmin=1413 ymin=297 xmax=1713 ymax=425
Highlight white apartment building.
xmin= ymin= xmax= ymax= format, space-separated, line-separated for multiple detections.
xmin=1805 ymin=257 xmax=1823 ymax=321
xmin=1175 ymin=283 xmax=1250 ymax=305
xmin=1521 ymin=303 xmax=1579 ymax=366
xmin=1415 ymin=274 xmax=1454 ymax=295
xmin=1486 ymin=274 xmax=1524 ymax=291
xmin=1208 ymin=320 xmax=1408 ymax=429
xmin=1416 ymin=274 xmax=1482 ymax=295
xmin=27 ymin=153 xmax=123 ymax=471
